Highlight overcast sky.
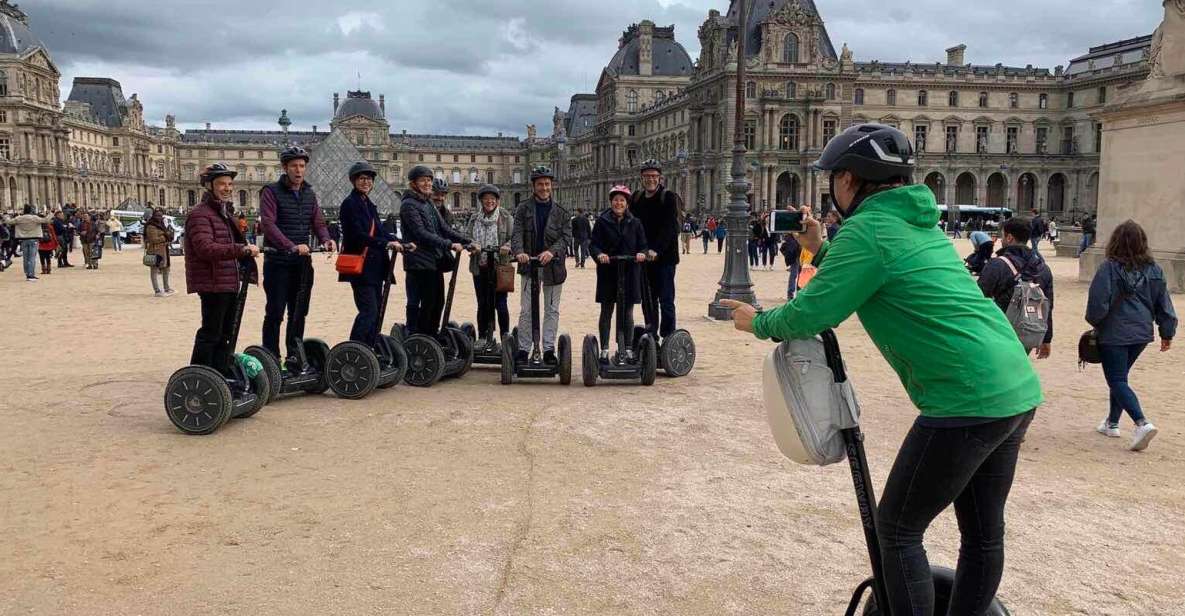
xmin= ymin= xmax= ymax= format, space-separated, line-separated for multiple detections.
xmin=27 ymin=0 xmax=1163 ymax=138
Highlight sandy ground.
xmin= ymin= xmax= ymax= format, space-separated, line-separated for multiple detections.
xmin=0 ymin=238 xmax=1182 ymax=616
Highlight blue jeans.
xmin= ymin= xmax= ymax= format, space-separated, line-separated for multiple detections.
xmin=1030 ymin=238 xmax=1041 ymax=252
xmin=1099 ymin=343 xmax=1148 ymax=425
xmin=21 ymin=239 xmax=37 ymax=277
xmin=111 ymin=233 xmax=122 ymax=251
xmin=1078 ymin=233 xmax=1094 ymax=257
xmin=701 ymin=234 xmax=710 ymax=253
xmin=786 ymin=261 xmax=801 ymax=300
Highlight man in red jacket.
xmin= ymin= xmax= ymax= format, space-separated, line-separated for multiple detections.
xmin=184 ymin=163 xmax=260 ymax=376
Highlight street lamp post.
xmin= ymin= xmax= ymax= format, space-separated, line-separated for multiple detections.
xmin=708 ymin=0 xmax=760 ymax=319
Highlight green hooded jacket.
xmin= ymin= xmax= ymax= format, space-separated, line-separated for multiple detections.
xmin=753 ymin=185 xmax=1042 ymax=419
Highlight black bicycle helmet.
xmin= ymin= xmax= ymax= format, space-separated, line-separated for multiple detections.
xmin=639 ymin=159 xmax=662 ymax=174
xmin=477 ymin=184 xmax=501 ymax=200
xmin=529 ymin=165 xmax=555 ymax=182
xmin=431 ymin=178 xmax=449 ymax=194
xmin=407 ymin=165 xmax=434 ymax=182
xmin=279 ymin=145 xmax=310 ymax=165
xmin=200 ymin=162 xmax=237 ymax=185
xmin=812 ymin=123 xmax=915 ymax=182
xmin=348 ymin=161 xmax=377 ymax=182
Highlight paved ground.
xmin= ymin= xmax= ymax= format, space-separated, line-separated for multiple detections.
xmin=1 ymin=240 xmax=1182 ymax=615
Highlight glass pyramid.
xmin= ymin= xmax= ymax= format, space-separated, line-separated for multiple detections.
xmin=304 ymin=129 xmax=401 ymax=217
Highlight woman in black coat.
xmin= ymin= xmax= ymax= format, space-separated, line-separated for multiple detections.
xmin=589 ymin=185 xmax=648 ymax=360
xmin=338 ymin=162 xmax=407 ymax=346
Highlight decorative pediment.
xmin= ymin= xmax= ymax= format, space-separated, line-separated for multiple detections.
xmin=21 ymin=49 xmax=59 ymax=76
xmin=768 ymin=1 xmax=824 ymax=28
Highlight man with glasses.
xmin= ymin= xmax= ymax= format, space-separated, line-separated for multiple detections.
xmin=630 ymin=159 xmax=684 ymax=341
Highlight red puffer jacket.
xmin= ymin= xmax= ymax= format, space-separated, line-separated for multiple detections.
xmin=184 ymin=193 xmax=257 ymax=294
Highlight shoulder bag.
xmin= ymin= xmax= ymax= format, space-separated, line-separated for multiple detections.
xmin=335 ymin=219 xmax=374 ymax=276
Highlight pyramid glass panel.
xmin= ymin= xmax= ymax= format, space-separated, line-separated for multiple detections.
xmin=303 ymin=129 xmax=401 ymax=216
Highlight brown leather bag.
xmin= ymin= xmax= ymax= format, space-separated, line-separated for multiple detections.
xmin=495 ymin=262 xmax=516 ymax=293
xmin=335 ymin=220 xmax=374 ymax=276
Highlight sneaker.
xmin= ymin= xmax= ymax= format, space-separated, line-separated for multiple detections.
xmin=154 ymin=291 xmax=166 ymax=297
xmin=164 ymin=289 xmax=176 ymax=296
xmin=599 ymin=349 xmax=609 ymax=362
xmin=1130 ymin=423 xmax=1158 ymax=452
xmin=26 ymin=276 xmax=37 ymax=281
xmin=1096 ymin=421 xmax=1120 ymax=438
xmin=543 ymin=350 xmax=558 ymax=365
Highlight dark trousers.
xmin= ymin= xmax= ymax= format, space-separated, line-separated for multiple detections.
xmin=747 ymin=240 xmax=760 ymax=266
xmin=473 ymin=273 xmax=509 ymax=340
xmin=576 ymin=239 xmax=590 ymax=268
xmin=38 ymin=250 xmax=53 ymax=272
xmin=716 ymin=235 xmax=725 ymax=252
xmin=643 ymin=263 xmax=677 ymax=338
xmin=406 ymin=269 xmax=444 ymax=336
xmin=702 ymin=233 xmax=710 ymax=254
xmin=349 ymin=282 xmax=382 ymax=346
xmin=192 ymin=292 xmax=239 ymax=377
xmin=877 ymin=410 xmax=1035 ymax=616
xmin=598 ymin=300 xmax=635 ymax=351
xmin=1100 ymin=343 xmax=1148 ymax=425
xmin=262 ymin=258 xmax=314 ymax=360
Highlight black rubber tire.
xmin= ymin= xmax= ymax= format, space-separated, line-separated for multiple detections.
xmin=500 ymin=334 xmax=515 ymax=385
xmin=558 ymin=334 xmax=572 ymax=385
xmin=326 ymin=341 xmax=381 ymax=400
xmin=582 ymin=335 xmax=599 ymax=387
xmin=245 ymin=345 xmax=282 ymax=401
xmin=164 ymin=365 xmax=232 ymax=435
xmin=236 ymin=365 xmax=271 ymax=418
xmin=375 ymin=334 xmax=408 ymax=388
xmin=632 ymin=326 xmax=647 ymax=352
xmin=448 ymin=326 xmax=474 ymax=378
xmin=859 ymin=566 xmax=1011 ymax=615
xmin=461 ymin=322 xmax=476 ymax=343
xmin=303 ymin=338 xmax=331 ymax=394
xmin=659 ymin=330 xmax=696 ymax=377
xmin=404 ymin=334 xmax=446 ymax=387
xmin=447 ymin=320 xmax=460 ymax=331
xmin=388 ymin=323 xmax=405 ymax=346
xmin=639 ymin=335 xmax=657 ymax=386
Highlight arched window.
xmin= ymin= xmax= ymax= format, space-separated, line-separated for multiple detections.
xmin=779 ymin=115 xmax=800 ymax=151
xmin=786 ymin=81 xmax=797 ymax=99
xmin=918 ymin=90 xmax=929 ymax=106
xmin=745 ymin=81 xmax=757 ymax=99
xmin=978 ymin=91 xmax=989 ymax=108
xmin=948 ymin=91 xmax=959 ymax=107
xmin=887 ymin=89 xmax=897 ymax=106
xmin=825 ymin=83 xmax=836 ymax=100
xmin=626 ymin=90 xmax=638 ymax=113
xmin=854 ymin=88 xmax=865 ymax=105
xmin=783 ymin=33 xmax=800 ymax=63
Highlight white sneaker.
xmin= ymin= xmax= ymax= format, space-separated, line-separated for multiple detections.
xmin=1096 ymin=421 xmax=1121 ymax=438
xmin=164 ymin=289 xmax=176 ymax=296
xmin=1130 ymin=423 xmax=1158 ymax=452
xmin=154 ymin=291 xmax=165 ymax=297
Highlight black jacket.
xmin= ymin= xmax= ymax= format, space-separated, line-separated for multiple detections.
xmin=977 ymin=245 xmax=1054 ymax=344
xmin=1087 ymin=260 xmax=1178 ymax=346
xmin=511 ymin=196 xmax=572 ymax=285
xmin=589 ymin=209 xmax=648 ymax=304
xmin=630 ymin=186 xmax=681 ymax=266
xmin=338 ymin=190 xmax=398 ymax=285
xmin=399 ymin=190 xmax=471 ymax=272
xmin=571 ymin=215 xmax=592 ymax=241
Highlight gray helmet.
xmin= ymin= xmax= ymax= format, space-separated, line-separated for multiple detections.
xmin=529 ymin=165 xmax=555 ymax=182
xmin=812 ymin=123 xmax=915 ymax=183
xmin=279 ymin=145 xmax=310 ymax=165
xmin=477 ymin=184 xmax=501 ymax=200
xmin=639 ymin=159 xmax=662 ymax=174
xmin=348 ymin=161 xmax=377 ymax=182
xmin=200 ymin=162 xmax=237 ymax=185
xmin=431 ymin=178 xmax=449 ymax=194
xmin=407 ymin=165 xmax=434 ymax=182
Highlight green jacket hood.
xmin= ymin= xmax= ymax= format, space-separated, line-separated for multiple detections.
xmin=855 ymin=184 xmax=940 ymax=229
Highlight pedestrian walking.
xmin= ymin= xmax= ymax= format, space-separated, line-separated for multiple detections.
xmin=571 ymin=207 xmax=592 ymax=268
xmin=107 ymin=212 xmax=123 ymax=251
xmin=37 ymin=217 xmax=58 ymax=275
xmin=7 ymin=205 xmax=54 ymax=280
xmin=145 ymin=208 xmax=176 ymax=296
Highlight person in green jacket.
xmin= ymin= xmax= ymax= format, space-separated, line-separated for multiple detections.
xmin=723 ymin=124 xmax=1041 ymax=616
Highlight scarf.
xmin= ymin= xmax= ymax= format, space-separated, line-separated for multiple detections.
xmin=473 ymin=207 xmax=502 ymax=249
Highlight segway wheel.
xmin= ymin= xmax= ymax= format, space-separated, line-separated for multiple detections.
xmin=245 ymin=345 xmax=282 ymax=401
xmin=326 ymin=341 xmax=381 ymax=400
xmin=164 ymin=365 xmax=233 ymax=435
xmin=639 ymin=335 xmax=657 ymax=386
xmin=659 ymin=330 xmax=696 ymax=377
xmin=859 ymin=566 xmax=1011 ymax=615
xmin=404 ymin=334 xmax=446 ymax=387
xmin=582 ymin=335 xmax=599 ymax=387
xmin=500 ymin=334 xmax=515 ymax=385
xmin=461 ymin=322 xmax=476 ymax=342
xmin=388 ymin=323 xmax=406 ymax=346
xmin=447 ymin=326 xmax=474 ymax=378
xmin=303 ymin=338 xmax=332 ymax=394
xmin=557 ymin=334 xmax=572 ymax=385
xmin=235 ymin=365 xmax=271 ymax=419
xmin=375 ymin=334 xmax=408 ymax=388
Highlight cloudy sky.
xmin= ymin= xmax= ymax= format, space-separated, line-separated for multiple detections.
xmin=26 ymin=0 xmax=1163 ymax=138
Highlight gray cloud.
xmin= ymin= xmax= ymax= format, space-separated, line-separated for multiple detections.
xmin=23 ymin=1 xmax=1164 ymax=137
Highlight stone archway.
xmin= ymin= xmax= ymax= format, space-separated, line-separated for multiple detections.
xmin=924 ymin=171 xmax=946 ymax=204
xmin=1016 ymin=173 xmax=1037 ymax=211
xmin=986 ymin=173 xmax=1007 ymax=207
xmin=1047 ymin=173 xmax=1066 ymax=213
xmin=775 ymin=171 xmax=799 ymax=208
xmin=955 ymin=172 xmax=977 ymax=205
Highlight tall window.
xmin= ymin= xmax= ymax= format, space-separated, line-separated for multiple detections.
xmin=1062 ymin=126 xmax=1075 ymax=155
xmin=1007 ymin=126 xmax=1019 ymax=153
xmin=743 ymin=118 xmax=757 ymax=150
xmin=1067 ymin=91 xmax=1075 ymax=108
xmin=1009 ymin=92 xmax=1019 ymax=108
xmin=914 ymin=125 xmax=928 ymax=152
xmin=979 ymin=92 xmax=989 ymax=108
xmin=1038 ymin=93 xmax=1048 ymax=109
xmin=1098 ymin=86 xmax=1107 ymax=105
xmin=452 ymin=170 xmax=461 ymax=184
xmin=945 ymin=125 xmax=959 ymax=153
xmin=1036 ymin=126 xmax=1048 ymax=153
xmin=918 ymin=90 xmax=928 ymax=106
xmin=854 ymin=88 xmax=864 ymax=105
xmin=887 ymin=89 xmax=897 ymax=106
xmin=626 ymin=90 xmax=638 ymax=113
xmin=786 ymin=81 xmax=797 ymax=98
xmin=452 ymin=193 xmax=460 ymax=210
xmin=783 ymin=33 xmax=800 ymax=63
xmin=1095 ymin=123 xmax=1103 ymax=153
xmin=628 ymin=124 xmax=636 ymax=136
xmin=0 ymin=110 xmax=6 ymax=123
xmin=975 ymin=126 xmax=989 ymax=153
xmin=0 ymin=72 xmax=7 ymax=96
xmin=823 ymin=119 xmax=837 ymax=147
xmin=779 ymin=115 xmax=799 ymax=150
xmin=948 ymin=91 xmax=959 ymax=107
xmin=0 ymin=137 xmax=8 ymax=160
xmin=487 ymin=170 xmax=495 ymax=183
xmin=745 ymin=81 xmax=757 ymax=99
xmin=825 ymin=83 xmax=836 ymax=100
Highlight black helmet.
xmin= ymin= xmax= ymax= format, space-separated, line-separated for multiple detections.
xmin=431 ymin=178 xmax=449 ymax=194
xmin=348 ymin=161 xmax=377 ymax=182
xmin=200 ymin=162 xmax=237 ymax=185
xmin=407 ymin=165 xmax=434 ymax=182
xmin=477 ymin=184 xmax=501 ymax=200
xmin=279 ymin=145 xmax=310 ymax=165
xmin=639 ymin=159 xmax=662 ymax=174
xmin=529 ymin=165 xmax=554 ymax=182
xmin=813 ymin=123 xmax=915 ymax=182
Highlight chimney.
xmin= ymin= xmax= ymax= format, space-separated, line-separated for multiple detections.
xmin=498 ymin=132 xmax=503 ymax=138
xmin=205 ymin=122 xmax=211 ymax=130
xmin=312 ymin=125 xmax=317 ymax=133
xmin=945 ymin=44 xmax=966 ymax=66
xmin=333 ymin=92 xmax=340 ymax=113
xmin=379 ymin=94 xmax=385 ymax=116
xmin=638 ymin=20 xmax=655 ymax=76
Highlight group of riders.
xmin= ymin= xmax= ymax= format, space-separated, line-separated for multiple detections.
xmin=181 ymin=146 xmax=685 ymax=383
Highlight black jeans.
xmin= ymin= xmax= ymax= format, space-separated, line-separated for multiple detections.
xmin=877 ymin=410 xmax=1035 ymax=616
xmin=577 ymin=239 xmax=591 ymax=267
xmin=349 ymin=282 xmax=382 ymax=346
xmin=598 ymin=301 xmax=634 ymax=351
xmin=643 ymin=263 xmax=677 ymax=338
xmin=192 ymin=292 xmax=239 ymax=377
xmin=262 ymin=258 xmax=314 ymax=360
xmin=472 ymin=273 xmax=509 ymax=340
xmin=406 ymin=269 xmax=444 ymax=336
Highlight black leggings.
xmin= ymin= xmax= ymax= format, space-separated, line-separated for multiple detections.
xmin=406 ymin=269 xmax=445 ymax=336
xmin=597 ymin=300 xmax=634 ymax=350
xmin=473 ymin=273 xmax=510 ymax=340
xmin=38 ymin=250 xmax=53 ymax=271
xmin=877 ymin=410 xmax=1035 ymax=616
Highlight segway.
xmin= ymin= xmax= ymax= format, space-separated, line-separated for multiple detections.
xmin=501 ymin=256 xmax=572 ymax=385
xmin=582 ymin=256 xmax=656 ymax=386
xmin=639 ymin=258 xmax=696 ymax=377
xmin=244 ymin=250 xmax=330 ymax=401
xmin=401 ymin=249 xmax=474 ymax=387
xmin=461 ymin=247 xmax=507 ymax=367
xmin=164 ymin=265 xmax=271 ymax=435
xmin=323 ymin=246 xmax=410 ymax=399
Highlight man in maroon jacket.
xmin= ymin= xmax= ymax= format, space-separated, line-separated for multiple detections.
xmin=184 ymin=163 xmax=260 ymax=377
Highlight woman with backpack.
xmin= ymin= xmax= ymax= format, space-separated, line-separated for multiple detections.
xmin=1086 ymin=220 xmax=1177 ymax=451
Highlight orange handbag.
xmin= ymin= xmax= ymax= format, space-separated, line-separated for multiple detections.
xmin=334 ymin=220 xmax=374 ymax=276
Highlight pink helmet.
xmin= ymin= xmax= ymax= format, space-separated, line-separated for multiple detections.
xmin=609 ymin=185 xmax=632 ymax=201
